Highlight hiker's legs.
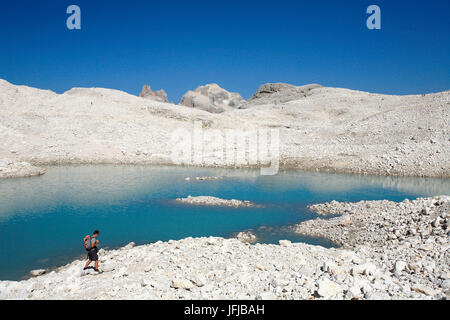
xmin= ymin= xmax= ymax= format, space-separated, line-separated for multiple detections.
xmin=84 ymin=260 xmax=92 ymax=269
xmin=95 ymin=260 xmax=99 ymax=270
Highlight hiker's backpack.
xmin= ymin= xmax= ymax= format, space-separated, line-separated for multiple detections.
xmin=83 ymin=235 xmax=92 ymax=251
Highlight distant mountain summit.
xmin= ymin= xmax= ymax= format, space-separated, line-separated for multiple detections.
xmin=241 ymin=83 xmax=323 ymax=108
xmin=139 ymin=85 xmax=168 ymax=103
xmin=179 ymin=83 xmax=245 ymax=113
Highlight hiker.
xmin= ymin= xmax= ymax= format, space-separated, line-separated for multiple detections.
xmin=83 ymin=230 xmax=101 ymax=272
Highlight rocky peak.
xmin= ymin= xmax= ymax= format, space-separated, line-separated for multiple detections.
xmin=242 ymin=83 xmax=323 ymax=107
xmin=179 ymin=84 xmax=245 ymax=113
xmin=139 ymin=85 xmax=168 ymax=103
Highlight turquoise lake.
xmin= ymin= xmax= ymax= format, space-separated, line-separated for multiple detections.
xmin=0 ymin=165 xmax=449 ymax=281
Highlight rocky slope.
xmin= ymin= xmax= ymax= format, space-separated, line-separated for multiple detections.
xmin=0 ymin=79 xmax=449 ymax=178
xmin=294 ymin=196 xmax=450 ymax=299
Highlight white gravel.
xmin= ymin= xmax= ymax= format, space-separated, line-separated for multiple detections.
xmin=294 ymin=195 xmax=450 ymax=300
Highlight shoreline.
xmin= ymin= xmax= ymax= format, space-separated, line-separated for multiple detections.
xmin=2 ymin=160 xmax=450 ymax=180
xmin=1 ymin=196 xmax=448 ymax=300
xmin=0 ymin=160 xmax=46 ymax=179
xmin=293 ymin=196 xmax=450 ymax=298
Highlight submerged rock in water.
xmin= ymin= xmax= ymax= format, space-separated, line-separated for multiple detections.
xmin=184 ymin=176 xmax=223 ymax=181
xmin=194 ymin=176 xmax=223 ymax=181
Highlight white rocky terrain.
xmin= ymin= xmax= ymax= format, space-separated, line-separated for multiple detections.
xmin=0 ymin=158 xmax=46 ymax=178
xmin=294 ymin=196 xmax=450 ymax=299
xmin=1 ymin=197 xmax=448 ymax=300
xmin=0 ymin=78 xmax=448 ymax=178
xmin=0 ymin=79 xmax=448 ymax=300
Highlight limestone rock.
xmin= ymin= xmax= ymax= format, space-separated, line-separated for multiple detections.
xmin=236 ymin=231 xmax=257 ymax=243
xmin=317 ymin=278 xmax=343 ymax=298
xmin=0 ymin=160 xmax=46 ymax=179
xmin=30 ymin=269 xmax=47 ymax=277
xmin=122 ymin=242 xmax=136 ymax=250
xmin=176 ymin=196 xmax=255 ymax=208
xmin=179 ymin=84 xmax=244 ymax=113
xmin=171 ymin=279 xmax=194 ymax=290
xmin=411 ymin=284 xmax=436 ymax=296
xmin=139 ymin=85 xmax=168 ymax=103
xmin=394 ymin=260 xmax=407 ymax=273
xmin=279 ymin=240 xmax=292 ymax=247
xmin=242 ymin=83 xmax=322 ymax=107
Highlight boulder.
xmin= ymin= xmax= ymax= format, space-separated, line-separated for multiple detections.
xmin=317 ymin=278 xmax=344 ymax=298
xmin=191 ymin=274 xmax=207 ymax=287
xmin=411 ymin=284 xmax=437 ymax=296
xmin=139 ymin=85 xmax=168 ymax=103
xmin=279 ymin=240 xmax=292 ymax=247
xmin=179 ymin=84 xmax=244 ymax=113
xmin=236 ymin=231 xmax=257 ymax=243
xmin=171 ymin=279 xmax=194 ymax=290
xmin=29 ymin=269 xmax=47 ymax=277
xmin=122 ymin=242 xmax=136 ymax=250
xmin=347 ymin=285 xmax=363 ymax=299
xmin=394 ymin=260 xmax=407 ymax=273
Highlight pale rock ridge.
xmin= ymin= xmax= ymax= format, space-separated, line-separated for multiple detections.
xmin=0 ymin=78 xmax=448 ymax=178
xmin=241 ymin=83 xmax=323 ymax=107
xmin=294 ymin=196 xmax=450 ymax=299
xmin=179 ymin=83 xmax=245 ymax=113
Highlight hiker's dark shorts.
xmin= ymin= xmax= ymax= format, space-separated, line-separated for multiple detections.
xmin=87 ymin=248 xmax=98 ymax=261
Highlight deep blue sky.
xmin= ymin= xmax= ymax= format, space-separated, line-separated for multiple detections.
xmin=0 ymin=0 xmax=449 ymax=102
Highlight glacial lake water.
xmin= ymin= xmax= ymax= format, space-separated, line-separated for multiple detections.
xmin=0 ymin=165 xmax=449 ymax=281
